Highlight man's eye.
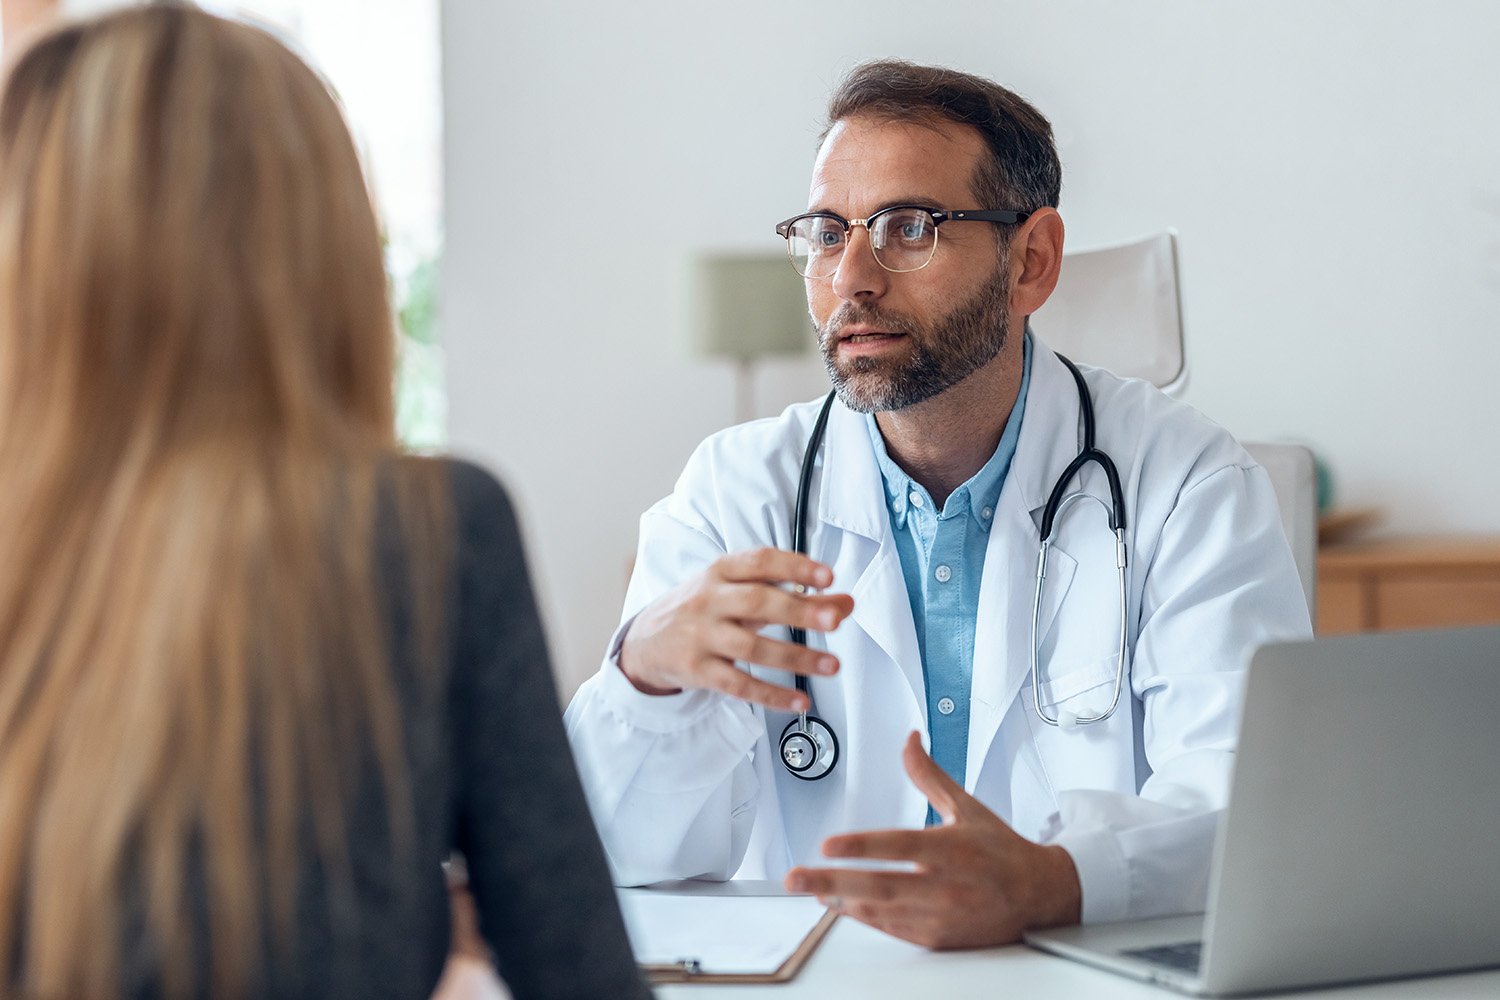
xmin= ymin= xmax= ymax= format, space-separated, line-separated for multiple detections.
xmin=897 ymin=219 xmax=930 ymax=241
xmin=815 ymin=228 xmax=843 ymax=248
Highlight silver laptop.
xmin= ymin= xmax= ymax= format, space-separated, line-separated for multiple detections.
xmin=1025 ymin=625 xmax=1500 ymax=996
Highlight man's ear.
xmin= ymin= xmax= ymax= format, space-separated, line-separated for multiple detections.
xmin=1008 ymin=207 xmax=1065 ymax=318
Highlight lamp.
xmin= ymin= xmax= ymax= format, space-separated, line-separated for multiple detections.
xmin=689 ymin=252 xmax=812 ymax=424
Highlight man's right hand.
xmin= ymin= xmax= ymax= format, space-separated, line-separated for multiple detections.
xmin=617 ymin=548 xmax=854 ymax=712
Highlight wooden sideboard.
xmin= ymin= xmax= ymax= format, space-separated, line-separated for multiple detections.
xmin=1317 ymin=537 xmax=1500 ymax=635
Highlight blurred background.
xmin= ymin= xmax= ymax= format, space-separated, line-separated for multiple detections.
xmin=15 ymin=0 xmax=1500 ymax=695
xmin=34 ymin=0 xmax=449 ymax=450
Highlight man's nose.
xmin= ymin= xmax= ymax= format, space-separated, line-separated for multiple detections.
xmin=830 ymin=225 xmax=889 ymax=303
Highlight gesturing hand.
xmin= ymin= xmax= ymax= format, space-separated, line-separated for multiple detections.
xmin=618 ymin=548 xmax=855 ymax=714
xmin=785 ymin=731 xmax=1082 ymax=949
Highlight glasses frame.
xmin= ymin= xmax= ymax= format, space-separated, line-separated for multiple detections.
xmin=774 ymin=205 xmax=1032 ymax=278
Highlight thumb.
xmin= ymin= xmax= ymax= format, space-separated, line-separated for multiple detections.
xmin=901 ymin=730 xmax=973 ymax=825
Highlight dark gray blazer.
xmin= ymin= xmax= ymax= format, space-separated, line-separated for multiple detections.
xmin=104 ymin=460 xmax=652 ymax=999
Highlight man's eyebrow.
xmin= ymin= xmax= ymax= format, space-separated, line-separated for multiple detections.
xmin=804 ymin=197 xmax=945 ymax=217
xmin=874 ymin=196 xmax=944 ymax=212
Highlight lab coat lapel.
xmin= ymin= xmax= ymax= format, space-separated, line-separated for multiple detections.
xmin=966 ymin=346 xmax=1085 ymax=789
xmin=817 ymin=402 xmax=927 ymax=719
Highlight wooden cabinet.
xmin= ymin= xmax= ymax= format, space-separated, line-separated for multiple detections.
xmin=1317 ymin=537 xmax=1500 ymax=634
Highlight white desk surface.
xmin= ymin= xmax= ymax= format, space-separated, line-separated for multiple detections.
xmin=633 ymin=884 xmax=1500 ymax=1000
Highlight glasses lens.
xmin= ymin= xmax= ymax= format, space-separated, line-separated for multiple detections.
xmin=870 ymin=209 xmax=936 ymax=273
xmin=787 ymin=216 xmax=845 ymax=278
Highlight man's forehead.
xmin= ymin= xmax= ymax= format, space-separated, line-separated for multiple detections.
xmin=807 ymin=114 xmax=985 ymax=211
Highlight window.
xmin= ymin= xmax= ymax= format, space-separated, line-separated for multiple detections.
xmin=204 ymin=0 xmax=447 ymax=447
xmin=7 ymin=0 xmax=445 ymax=445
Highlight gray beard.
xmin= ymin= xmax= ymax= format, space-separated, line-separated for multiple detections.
xmin=815 ymin=264 xmax=1010 ymax=414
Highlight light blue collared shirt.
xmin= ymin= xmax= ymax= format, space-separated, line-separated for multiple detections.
xmin=866 ymin=335 xmax=1032 ymax=822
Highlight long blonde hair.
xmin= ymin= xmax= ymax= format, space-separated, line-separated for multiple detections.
xmin=0 ymin=4 xmax=444 ymax=996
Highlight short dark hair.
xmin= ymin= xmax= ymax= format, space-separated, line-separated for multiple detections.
xmin=824 ymin=59 xmax=1062 ymax=212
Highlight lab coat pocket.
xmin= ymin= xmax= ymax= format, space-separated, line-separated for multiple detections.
xmin=1034 ymin=525 xmax=1124 ymax=672
xmin=1033 ymin=654 xmax=1120 ymax=710
xmin=1028 ymin=652 xmax=1134 ymax=799
xmin=1031 ymin=544 xmax=1077 ymax=652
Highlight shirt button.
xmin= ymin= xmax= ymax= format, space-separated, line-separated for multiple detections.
xmin=909 ymin=491 xmax=924 ymax=509
xmin=934 ymin=564 xmax=952 ymax=583
xmin=981 ymin=506 xmax=994 ymax=520
xmin=937 ymin=696 xmax=956 ymax=715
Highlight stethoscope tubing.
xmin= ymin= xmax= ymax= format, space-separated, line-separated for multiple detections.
xmin=782 ymin=352 xmax=1131 ymax=780
xmin=782 ymin=390 xmax=841 ymax=780
xmin=1031 ymin=355 xmax=1129 ymax=727
xmin=1030 ymin=521 xmax=1129 ymax=728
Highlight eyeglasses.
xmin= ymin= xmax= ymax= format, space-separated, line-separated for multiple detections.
xmin=774 ymin=205 xmax=1030 ymax=279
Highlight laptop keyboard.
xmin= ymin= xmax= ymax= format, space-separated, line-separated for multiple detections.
xmin=1121 ymin=940 xmax=1203 ymax=974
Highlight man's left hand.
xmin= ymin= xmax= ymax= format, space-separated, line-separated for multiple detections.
xmin=784 ymin=731 xmax=1082 ymax=949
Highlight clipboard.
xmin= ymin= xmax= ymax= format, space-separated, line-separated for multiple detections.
xmin=643 ymin=907 xmax=838 ymax=984
xmin=619 ymin=882 xmax=838 ymax=985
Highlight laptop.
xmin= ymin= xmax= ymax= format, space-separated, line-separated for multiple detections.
xmin=1024 ymin=625 xmax=1500 ymax=996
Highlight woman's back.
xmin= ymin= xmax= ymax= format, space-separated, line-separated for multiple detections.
xmin=141 ymin=458 xmax=642 ymax=1000
xmin=0 ymin=5 xmax=647 ymax=997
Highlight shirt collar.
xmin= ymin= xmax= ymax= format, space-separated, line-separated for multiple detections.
xmin=867 ymin=415 xmax=917 ymax=529
xmin=865 ymin=332 xmax=1033 ymax=532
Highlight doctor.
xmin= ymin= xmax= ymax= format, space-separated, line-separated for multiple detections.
xmin=565 ymin=59 xmax=1311 ymax=948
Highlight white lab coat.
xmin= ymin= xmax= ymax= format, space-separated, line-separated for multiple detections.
xmin=565 ymin=345 xmax=1311 ymax=923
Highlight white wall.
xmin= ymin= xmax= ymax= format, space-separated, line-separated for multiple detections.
xmin=441 ymin=0 xmax=1500 ymax=695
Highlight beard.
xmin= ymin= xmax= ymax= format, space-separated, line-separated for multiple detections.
xmin=814 ymin=259 xmax=1011 ymax=414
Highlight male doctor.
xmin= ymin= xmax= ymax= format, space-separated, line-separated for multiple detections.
xmin=565 ymin=60 xmax=1311 ymax=948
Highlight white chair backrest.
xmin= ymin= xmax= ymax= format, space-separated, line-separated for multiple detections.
xmin=1031 ymin=230 xmax=1315 ymax=620
xmin=1243 ymin=441 xmax=1318 ymax=623
xmin=1030 ymin=231 xmax=1187 ymax=395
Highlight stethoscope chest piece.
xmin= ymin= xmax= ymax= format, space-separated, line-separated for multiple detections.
xmin=779 ymin=715 xmax=839 ymax=780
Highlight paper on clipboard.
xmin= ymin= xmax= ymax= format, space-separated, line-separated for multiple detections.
xmin=618 ymin=886 xmax=837 ymax=983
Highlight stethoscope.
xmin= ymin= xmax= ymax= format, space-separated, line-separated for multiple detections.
xmin=777 ymin=352 xmax=1129 ymax=781
xmin=1031 ymin=355 xmax=1129 ymax=730
xmin=779 ymin=389 xmax=842 ymax=781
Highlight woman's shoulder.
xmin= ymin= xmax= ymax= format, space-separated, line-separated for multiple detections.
xmin=391 ymin=453 xmax=508 ymax=508
xmin=389 ymin=454 xmax=517 ymax=544
xmin=437 ymin=456 xmax=510 ymax=509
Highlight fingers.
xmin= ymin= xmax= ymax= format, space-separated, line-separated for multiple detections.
xmin=716 ymin=547 xmax=834 ymax=588
xmin=620 ymin=547 xmax=853 ymax=707
xmin=688 ymin=626 xmax=839 ymax=709
xmin=716 ymin=626 xmax=839 ymax=679
xmin=784 ymin=866 xmax=925 ymax=902
xmin=820 ymin=828 xmax=934 ymax=864
xmin=901 ymin=731 xmax=969 ymax=824
xmin=716 ymin=582 xmax=853 ymax=635
xmin=785 ymin=867 xmax=949 ymax=949
xmin=701 ymin=658 xmax=809 ymax=713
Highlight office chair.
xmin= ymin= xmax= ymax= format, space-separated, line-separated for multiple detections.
xmin=1243 ymin=441 xmax=1318 ymax=621
xmin=1032 ymin=231 xmax=1317 ymax=622
xmin=1031 ymin=230 xmax=1187 ymax=396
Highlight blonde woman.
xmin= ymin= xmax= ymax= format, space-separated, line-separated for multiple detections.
xmin=0 ymin=4 xmax=649 ymax=999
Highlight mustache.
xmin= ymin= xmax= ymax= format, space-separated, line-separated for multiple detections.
xmin=818 ymin=303 xmax=918 ymax=341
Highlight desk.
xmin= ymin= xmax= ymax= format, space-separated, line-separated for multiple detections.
xmin=658 ymin=916 xmax=1500 ymax=999
xmin=1317 ymin=537 xmax=1500 ymax=634
xmin=637 ymin=887 xmax=1500 ymax=1000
